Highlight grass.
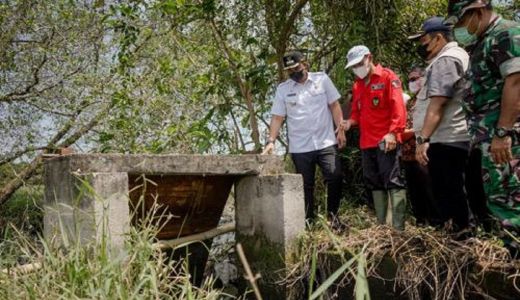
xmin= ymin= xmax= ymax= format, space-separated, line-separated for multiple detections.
xmin=285 ymin=207 xmax=520 ymax=300
xmin=0 ymin=183 xmax=234 ymax=300
xmin=0 ymin=185 xmax=44 ymax=238
xmin=4 ymin=180 xmax=519 ymax=299
xmin=0 ymin=223 xmax=230 ymax=299
xmin=0 ymin=185 xmax=44 ymax=268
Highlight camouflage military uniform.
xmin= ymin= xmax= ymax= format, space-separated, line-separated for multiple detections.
xmin=463 ymin=17 xmax=520 ymax=229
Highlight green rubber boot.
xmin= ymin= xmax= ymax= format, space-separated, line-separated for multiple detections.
xmin=372 ymin=190 xmax=388 ymax=225
xmin=390 ymin=189 xmax=407 ymax=231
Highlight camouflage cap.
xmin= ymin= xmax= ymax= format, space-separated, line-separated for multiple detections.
xmin=445 ymin=0 xmax=489 ymax=25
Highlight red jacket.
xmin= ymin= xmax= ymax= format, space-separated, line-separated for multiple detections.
xmin=350 ymin=64 xmax=406 ymax=150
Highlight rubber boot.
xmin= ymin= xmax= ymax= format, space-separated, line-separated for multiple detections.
xmin=390 ymin=189 xmax=407 ymax=230
xmin=372 ymin=190 xmax=388 ymax=225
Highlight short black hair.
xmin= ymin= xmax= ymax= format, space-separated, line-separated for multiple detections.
xmin=429 ymin=30 xmax=454 ymax=42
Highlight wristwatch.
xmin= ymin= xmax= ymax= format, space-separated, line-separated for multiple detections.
xmin=416 ymin=135 xmax=430 ymax=145
xmin=265 ymin=138 xmax=275 ymax=146
xmin=494 ymin=127 xmax=513 ymax=139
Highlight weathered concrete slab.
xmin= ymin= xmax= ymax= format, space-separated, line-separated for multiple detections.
xmin=44 ymin=172 xmax=129 ymax=250
xmin=235 ymin=174 xmax=305 ymax=299
xmin=45 ymin=154 xmax=284 ymax=176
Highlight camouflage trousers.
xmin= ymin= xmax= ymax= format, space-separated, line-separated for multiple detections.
xmin=480 ymin=141 xmax=520 ymax=231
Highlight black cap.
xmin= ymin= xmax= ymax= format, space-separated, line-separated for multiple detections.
xmin=408 ymin=16 xmax=452 ymax=40
xmin=283 ymin=51 xmax=305 ymax=70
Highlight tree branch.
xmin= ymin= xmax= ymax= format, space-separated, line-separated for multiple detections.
xmin=208 ymin=18 xmax=262 ymax=151
xmin=0 ymin=102 xmax=112 ymax=207
xmin=0 ymin=146 xmax=48 ymax=166
xmin=0 ymin=54 xmax=48 ymax=103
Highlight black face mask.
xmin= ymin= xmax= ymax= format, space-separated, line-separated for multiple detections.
xmin=416 ymin=35 xmax=440 ymax=60
xmin=416 ymin=42 xmax=431 ymax=60
xmin=289 ymin=70 xmax=305 ymax=82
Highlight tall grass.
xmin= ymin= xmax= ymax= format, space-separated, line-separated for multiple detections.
xmin=0 ymin=177 xmax=374 ymax=300
xmin=0 ymin=180 xmax=233 ymax=300
xmin=0 ymin=224 xmax=230 ymax=299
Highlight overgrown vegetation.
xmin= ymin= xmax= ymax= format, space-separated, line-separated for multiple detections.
xmin=0 ymin=0 xmax=461 ymax=205
xmin=2 ymin=1 xmax=520 ymax=299
xmin=0 ymin=221 xmax=232 ymax=299
xmin=286 ymin=206 xmax=520 ymax=299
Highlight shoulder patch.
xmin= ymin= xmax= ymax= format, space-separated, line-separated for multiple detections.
xmin=391 ymin=79 xmax=402 ymax=88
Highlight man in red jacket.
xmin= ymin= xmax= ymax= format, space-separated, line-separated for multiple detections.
xmin=341 ymin=45 xmax=408 ymax=230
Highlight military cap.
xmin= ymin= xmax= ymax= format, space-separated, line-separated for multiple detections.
xmin=446 ymin=0 xmax=490 ymax=25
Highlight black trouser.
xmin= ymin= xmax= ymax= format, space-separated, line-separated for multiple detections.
xmin=402 ymin=160 xmax=435 ymax=225
xmin=291 ymin=145 xmax=343 ymax=220
xmin=427 ymin=143 xmax=470 ymax=230
xmin=361 ymin=147 xmax=405 ymax=191
xmin=465 ymin=147 xmax=493 ymax=229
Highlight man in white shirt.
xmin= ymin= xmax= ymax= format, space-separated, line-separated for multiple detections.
xmin=262 ymin=51 xmax=346 ymax=221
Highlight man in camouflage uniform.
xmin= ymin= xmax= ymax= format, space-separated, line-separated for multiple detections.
xmin=447 ymin=1 xmax=520 ymax=238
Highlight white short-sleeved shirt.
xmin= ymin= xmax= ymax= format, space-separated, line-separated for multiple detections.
xmin=271 ymin=72 xmax=341 ymax=153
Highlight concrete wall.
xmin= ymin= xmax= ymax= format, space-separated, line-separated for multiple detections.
xmin=44 ymin=169 xmax=129 ymax=251
xmin=235 ymin=174 xmax=305 ymax=298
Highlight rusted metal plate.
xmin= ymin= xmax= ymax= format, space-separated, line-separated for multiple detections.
xmin=128 ymin=175 xmax=235 ymax=240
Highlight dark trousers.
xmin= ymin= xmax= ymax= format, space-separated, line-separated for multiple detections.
xmin=291 ymin=146 xmax=343 ymax=220
xmin=427 ymin=143 xmax=470 ymax=230
xmin=361 ymin=147 xmax=405 ymax=191
xmin=465 ymin=147 xmax=493 ymax=229
xmin=402 ymin=160 xmax=435 ymax=225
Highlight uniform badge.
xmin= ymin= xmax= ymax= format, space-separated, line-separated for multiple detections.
xmin=372 ymin=97 xmax=380 ymax=107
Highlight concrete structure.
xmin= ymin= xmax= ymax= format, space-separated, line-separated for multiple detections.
xmin=235 ymin=175 xmax=305 ymax=298
xmin=43 ymin=154 xmax=305 ymax=297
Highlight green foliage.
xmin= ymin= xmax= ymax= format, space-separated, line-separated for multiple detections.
xmin=0 ymin=186 xmax=43 ymax=237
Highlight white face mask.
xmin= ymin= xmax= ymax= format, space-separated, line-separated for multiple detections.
xmin=408 ymin=78 xmax=423 ymax=94
xmin=353 ymin=59 xmax=369 ymax=79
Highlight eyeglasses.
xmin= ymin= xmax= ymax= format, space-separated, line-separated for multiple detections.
xmin=409 ymin=77 xmax=421 ymax=82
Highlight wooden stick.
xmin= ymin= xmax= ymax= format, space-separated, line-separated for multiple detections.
xmin=236 ymin=243 xmax=263 ymax=300
xmin=153 ymin=222 xmax=235 ymax=251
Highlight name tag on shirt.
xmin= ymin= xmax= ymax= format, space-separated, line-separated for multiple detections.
xmin=287 ymin=93 xmax=297 ymax=97
xmin=371 ymin=83 xmax=385 ymax=91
